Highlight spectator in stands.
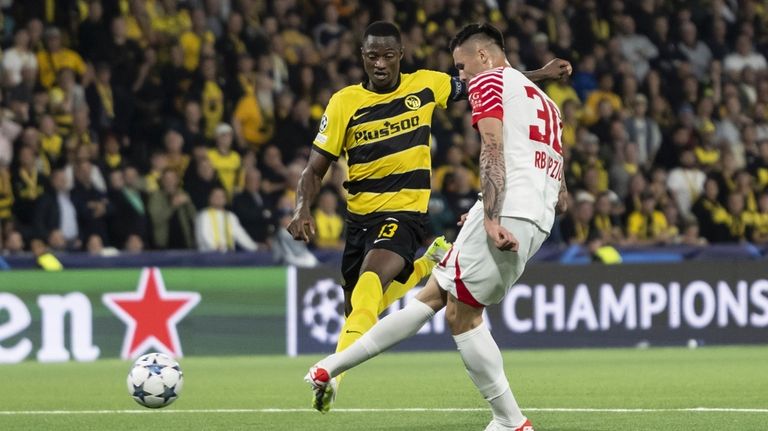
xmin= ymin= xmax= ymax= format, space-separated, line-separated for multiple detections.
xmin=718 ymin=192 xmax=755 ymax=243
xmin=106 ymin=169 xmax=147 ymax=250
xmin=677 ymin=21 xmax=712 ymax=81
xmin=143 ymin=151 xmax=168 ymax=193
xmin=716 ymin=95 xmax=750 ymax=168
xmin=85 ymin=63 xmax=118 ymax=133
xmin=12 ymin=145 xmax=48 ymax=239
xmin=724 ymin=34 xmax=767 ymax=76
xmin=147 ymin=169 xmax=196 ymax=249
xmin=163 ymin=129 xmax=189 ymax=181
xmin=666 ymin=149 xmax=706 ymax=217
xmin=36 ymin=27 xmax=86 ymax=89
xmin=735 ymin=170 xmax=759 ymax=215
xmin=312 ymin=187 xmax=344 ymax=251
xmin=178 ymin=100 xmax=205 ymax=150
xmin=184 ymin=153 xmax=222 ymax=210
xmin=232 ymin=169 xmax=273 ymax=246
xmin=443 ymin=167 xmax=478 ymax=222
xmin=692 ymin=177 xmax=728 ymax=243
xmin=258 ymin=143 xmax=288 ymax=205
xmin=38 ymin=114 xmax=63 ymax=167
xmin=232 ymin=55 xmax=274 ymax=151
xmin=3 ymin=230 xmax=24 ymax=255
xmin=609 ymin=142 xmax=640 ymax=200
xmin=694 ymin=120 xmax=720 ymax=172
xmin=2 ymin=28 xmax=37 ymax=88
xmin=592 ymin=191 xmax=624 ymax=245
xmin=179 ymin=8 xmax=215 ymax=73
xmin=35 ymin=168 xmax=79 ymax=250
xmin=191 ymin=56 xmax=225 ymax=139
xmin=70 ymin=160 xmax=110 ymax=248
xmin=560 ymin=191 xmax=595 ymax=245
xmin=195 ymin=187 xmax=257 ymax=252
xmin=207 ymin=123 xmax=241 ymax=199
xmin=99 ymin=133 xmax=124 ymax=175
xmin=626 ymin=190 xmax=672 ymax=245
xmin=617 ymin=15 xmax=658 ymax=82
xmin=748 ymin=141 xmax=768 ymax=191
xmin=77 ymin=0 xmax=108 ymax=62
xmin=64 ymin=143 xmax=105 ymax=192
xmin=752 ymin=192 xmax=768 ymax=244
xmin=0 ymin=161 xmax=12 ymax=227
xmin=624 ymin=94 xmax=661 ymax=170
xmin=270 ymin=95 xmax=312 ymax=164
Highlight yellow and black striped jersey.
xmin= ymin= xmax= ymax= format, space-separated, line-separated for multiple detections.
xmin=313 ymin=70 xmax=457 ymax=217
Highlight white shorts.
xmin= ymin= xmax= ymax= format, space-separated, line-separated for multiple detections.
xmin=433 ymin=201 xmax=548 ymax=307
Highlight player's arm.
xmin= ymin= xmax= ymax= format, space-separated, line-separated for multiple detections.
xmin=289 ymin=93 xmax=346 ymax=242
xmin=522 ymin=58 xmax=572 ymax=82
xmin=477 ymin=117 xmax=518 ymax=252
xmin=288 ymin=151 xmax=332 ymax=242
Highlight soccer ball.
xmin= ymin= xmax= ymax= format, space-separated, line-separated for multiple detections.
xmin=126 ymin=352 xmax=184 ymax=408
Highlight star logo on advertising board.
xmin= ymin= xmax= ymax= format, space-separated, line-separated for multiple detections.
xmin=102 ymin=267 xmax=200 ymax=360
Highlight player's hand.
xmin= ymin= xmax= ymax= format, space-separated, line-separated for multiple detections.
xmin=457 ymin=213 xmax=469 ymax=226
xmin=484 ymin=218 xmax=519 ymax=252
xmin=287 ymin=209 xmax=315 ymax=242
xmin=542 ymin=58 xmax=572 ymax=81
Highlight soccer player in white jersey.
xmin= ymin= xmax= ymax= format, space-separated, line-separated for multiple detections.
xmin=305 ymin=23 xmax=568 ymax=431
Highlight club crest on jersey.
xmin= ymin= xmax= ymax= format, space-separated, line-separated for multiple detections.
xmin=319 ymin=114 xmax=328 ymax=132
xmin=404 ymin=94 xmax=421 ymax=110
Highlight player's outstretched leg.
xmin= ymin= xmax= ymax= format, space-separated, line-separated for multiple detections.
xmin=306 ymin=276 xmax=446 ymax=411
xmin=448 ymin=295 xmax=531 ymax=431
xmin=378 ymin=236 xmax=451 ymax=313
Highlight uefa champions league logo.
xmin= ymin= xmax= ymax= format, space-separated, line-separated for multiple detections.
xmin=302 ymin=279 xmax=345 ymax=344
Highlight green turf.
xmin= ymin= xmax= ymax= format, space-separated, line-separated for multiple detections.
xmin=0 ymin=346 xmax=765 ymax=430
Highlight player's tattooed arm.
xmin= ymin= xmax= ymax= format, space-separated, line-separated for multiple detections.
xmin=477 ymin=118 xmax=506 ymax=221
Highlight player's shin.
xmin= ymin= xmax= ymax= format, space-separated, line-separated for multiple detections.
xmin=336 ymin=271 xmax=383 ymax=355
xmin=378 ymin=257 xmax=434 ymax=313
xmin=319 ymin=299 xmax=436 ymax=377
xmin=454 ymin=323 xmax=526 ymax=429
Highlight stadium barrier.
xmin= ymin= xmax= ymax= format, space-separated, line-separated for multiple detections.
xmin=2 ymin=261 xmax=766 ymax=363
xmin=288 ymin=262 xmax=768 ymax=355
xmin=1 ymin=243 xmax=766 ymax=270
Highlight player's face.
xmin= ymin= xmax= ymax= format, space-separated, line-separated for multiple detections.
xmin=361 ymin=35 xmax=402 ymax=90
xmin=452 ymin=44 xmax=488 ymax=83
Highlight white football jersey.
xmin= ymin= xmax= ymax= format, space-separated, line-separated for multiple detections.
xmin=467 ymin=66 xmax=564 ymax=233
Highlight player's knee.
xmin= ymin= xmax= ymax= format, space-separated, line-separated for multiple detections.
xmin=446 ymin=307 xmax=484 ymax=335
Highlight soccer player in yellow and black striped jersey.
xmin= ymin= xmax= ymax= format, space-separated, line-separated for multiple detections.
xmin=288 ymin=21 xmax=571 ymax=412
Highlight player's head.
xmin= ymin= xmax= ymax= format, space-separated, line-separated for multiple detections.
xmin=449 ymin=23 xmax=505 ymax=83
xmin=361 ymin=21 xmax=403 ymax=91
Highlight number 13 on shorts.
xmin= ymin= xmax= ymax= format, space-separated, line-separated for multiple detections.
xmin=378 ymin=223 xmax=399 ymax=238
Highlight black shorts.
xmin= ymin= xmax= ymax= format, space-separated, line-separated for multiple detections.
xmin=340 ymin=212 xmax=428 ymax=291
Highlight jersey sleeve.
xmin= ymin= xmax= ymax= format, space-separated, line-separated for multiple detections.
xmin=467 ymin=68 xmax=505 ymax=127
xmin=312 ymin=93 xmax=347 ymax=161
xmin=422 ymin=70 xmax=453 ymax=109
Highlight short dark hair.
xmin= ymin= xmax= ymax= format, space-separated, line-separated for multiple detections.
xmin=449 ymin=23 xmax=504 ymax=52
xmin=363 ymin=21 xmax=401 ymax=44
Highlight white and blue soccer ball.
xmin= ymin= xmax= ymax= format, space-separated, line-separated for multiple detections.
xmin=126 ymin=352 xmax=184 ymax=408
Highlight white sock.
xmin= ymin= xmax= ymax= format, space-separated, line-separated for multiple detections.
xmin=319 ymin=299 xmax=435 ymax=377
xmin=453 ymin=323 xmax=525 ymax=428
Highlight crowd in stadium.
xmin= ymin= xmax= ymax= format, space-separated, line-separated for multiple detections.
xmin=1 ymin=0 xmax=768 ymax=259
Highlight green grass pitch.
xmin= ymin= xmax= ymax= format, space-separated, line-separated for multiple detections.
xmin=0 ymin=346 xmax=766 ymax=430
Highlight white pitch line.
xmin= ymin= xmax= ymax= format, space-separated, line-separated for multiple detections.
xmin=0 ymin=407 xmax=767 ymax=415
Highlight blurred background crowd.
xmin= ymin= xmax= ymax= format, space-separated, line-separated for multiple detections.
xmin=1 ymin=0 xmax=768 ymax=260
